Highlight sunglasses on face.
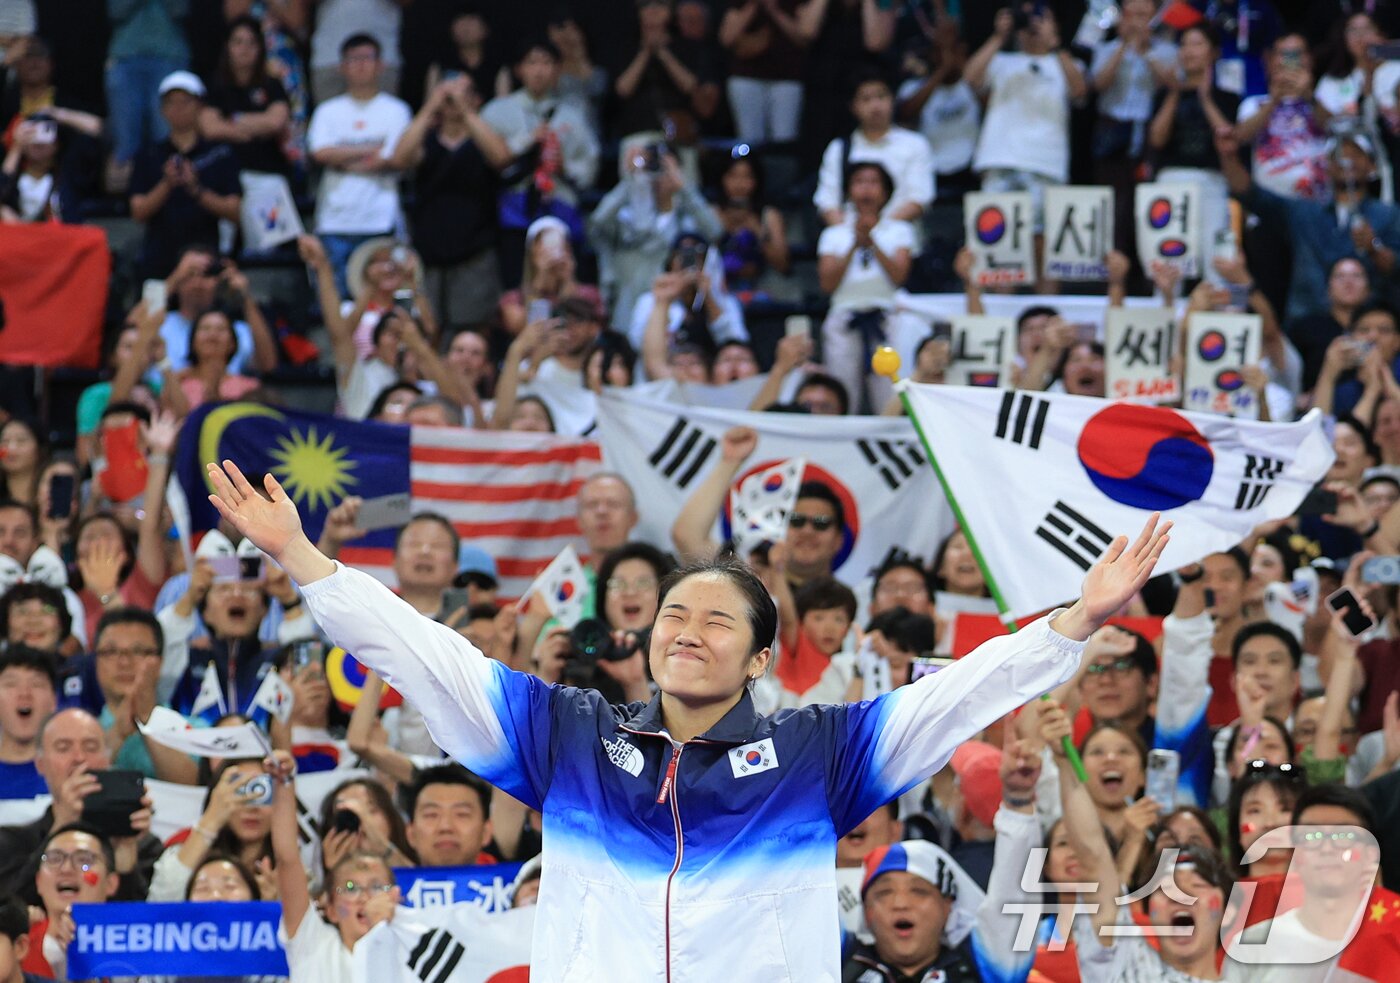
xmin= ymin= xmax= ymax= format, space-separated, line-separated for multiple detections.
xmin=788 ymin=513 xmax=836 ymax=531
xmin=1241 ymin=759 xmax=1305 ymax=784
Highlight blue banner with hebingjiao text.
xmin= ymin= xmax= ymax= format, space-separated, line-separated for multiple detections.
xmin=67 ymin=901 xmax=289 ymax=978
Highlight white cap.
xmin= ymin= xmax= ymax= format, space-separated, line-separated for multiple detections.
xmin=158 ymin=70 xmax=206 ymax=99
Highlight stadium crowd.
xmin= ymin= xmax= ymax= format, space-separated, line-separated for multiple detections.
xmin=4 ymin=0 xmax=1400 ymax=980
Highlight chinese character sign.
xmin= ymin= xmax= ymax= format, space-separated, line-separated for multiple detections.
xmin=963 ymin=192 xmax=1034 ymax=287
xmin=1184 ymin=312 xmax=1261 ymax=417
xmin=947 ymin=315 xmax=1013 ymax=387
xmin=1105 ymin=307 xmax=1178 ymax=404
xmin=1135 ymin=182 xmax=1202 ymax=279
xmin=1043 ymin=186 xmax=1114 ymax=281
xmin=394 ymin=862 xmax=523 ymax=911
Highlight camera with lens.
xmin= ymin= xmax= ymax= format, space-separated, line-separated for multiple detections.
xmin=237 ymin=774 xmax=274 ymax=805
xmin=562 ymin=618 xmax=649 ymax=687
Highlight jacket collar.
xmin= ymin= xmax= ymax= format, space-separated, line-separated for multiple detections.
xmin=618 ymin=688 xmax=763 ymax=745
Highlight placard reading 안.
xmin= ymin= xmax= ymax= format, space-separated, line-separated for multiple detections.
xmin=963 ymin=191 xmax=1034 ymax=287
xmin=946 ymin=315 xmax=1014 ymax=387
xmin=1043 ymin=186 xmax=1114 ymax=281
xmin=1105 ymin=307 xmax=1178 ymax=403
xmin=1184 ymin=311 xmax=1261 ymax=417
xmin=1135 ymin=182 xmax=1202 ymax=279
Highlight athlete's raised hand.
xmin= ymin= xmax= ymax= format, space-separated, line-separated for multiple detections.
xmin=206 ymin=460 xmax=336 ymax=585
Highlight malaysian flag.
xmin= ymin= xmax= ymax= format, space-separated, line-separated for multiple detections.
xmin=176 ymin=404 xmax=601 ymax=602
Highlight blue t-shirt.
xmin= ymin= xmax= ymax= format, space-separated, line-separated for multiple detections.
xmin=0 ymin=759 xmax=47 ymax=798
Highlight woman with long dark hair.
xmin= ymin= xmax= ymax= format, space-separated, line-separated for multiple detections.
xmin=206 ymin=458 xmax=1169 ymax=980
xmin=200 ymin=15 xmax=292 ymax=176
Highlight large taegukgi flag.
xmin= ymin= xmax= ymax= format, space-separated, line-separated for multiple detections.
xmin=898 ymin=383 xmax=1335 ymax=620
xmin=596 ymin=389 xmax=957 ymax=583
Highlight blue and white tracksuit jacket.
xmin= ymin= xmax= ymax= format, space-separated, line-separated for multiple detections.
xmin=300 ymin=564 xmax=1086 ymax=982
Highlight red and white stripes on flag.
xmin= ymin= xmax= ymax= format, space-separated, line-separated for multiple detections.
xmin=340 ymin=428 xmax=602 ymax=600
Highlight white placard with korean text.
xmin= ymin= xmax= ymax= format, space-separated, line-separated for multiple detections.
xmin=963 ymin=192 xmax=1035 ymax=287
xmin=1135 ymin=182 xmax=1202 ymax=279
xmin=1043 ymin=186 xmax=1114 ymax=281
xmin=1184 ymin=312 xmax=1261 ymax=417
xmin=1105 ymin=307 xmax=1178 ymax=404
xmin=946 ymin=315 xmax=1013 ymax=387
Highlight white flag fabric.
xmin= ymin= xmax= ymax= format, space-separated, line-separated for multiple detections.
xmin=731 ymin=457 xmax=805 ymax=553
xmin=597 ymin=390 xmax=956 ymax=582
xmin=239 ymin=171 xmax=304 ymax=251
xmin=899 ymin=383 xmax=1335 ymax=619
xmin=523 ymin=544 xmax=589 ymax=628
xmin=354 ymin=903 xmax=534 ymax=983
xmin=250 ymin=670 xmax=294 ymax=724
xmin=138 ymin=706 xmax=271 ymax=758
xmin=189 ymin=662 xmax=227 ymax=719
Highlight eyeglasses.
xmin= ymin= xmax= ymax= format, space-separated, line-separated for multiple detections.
xmin=12 ymin=602 xmax=58 ymax=618
xmin=1292 ymin=828 xmax=1363 ymax=850
xmin=788 ymin=513 xmax=836 ymax=531
xmin=606 ymin=576 xmax=657 ymax=593
xmin=333 ymin=880 xmax=396 ymax=898
xmin=1241 ymin=759 xmax=1306 ymax=784
xmin=1084 ymin=657 xmax=1139 ymax=676
xmin=41 ymin=849 xmax=104 ymax=872
xmin=96 ymin=646 xmax=160 ymax=659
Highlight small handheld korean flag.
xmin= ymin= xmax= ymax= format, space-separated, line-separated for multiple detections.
xmin=529 ymin=545 xmax=589 ymax=628
xmin=190 ymin=662 xmax=227 ymax=722
xmin=731 ymin=457 xmax=805 ymax=553
xmin=239 ymin=171 xmax=304 ymax=251
xmin=251 ymin=670 xmax=294 ymax=725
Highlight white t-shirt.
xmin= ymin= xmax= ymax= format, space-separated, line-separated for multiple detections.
xmin=973 ymin=52 xmax=1076 ymax=182
xmin=813 ymin=126 xmax=936 ymax=216
xmin=897 ymin=78 xmax=981 ymax=176
xmin=1315 ymin=68 xmax=1366 ymax=119
xmin=282 ymin=909 xmax=354 ymax=983
xmin=817 ymin=218 xmax=917 ymax=311
xmin=310 ymin=0 xmax=401 ymax=69
xmin=339 ymin=357 xmax=398 ymax=420
xmin=307 ymin=92 xmax=411 ymax=235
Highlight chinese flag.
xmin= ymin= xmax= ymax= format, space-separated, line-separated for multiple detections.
xmin=1336 ymin=886 xmax=1400 ymax=981
xmin=0 ymin=224 xmax=109 ymax=368
xmin=99 ymin=420 xmax=148 ymax=502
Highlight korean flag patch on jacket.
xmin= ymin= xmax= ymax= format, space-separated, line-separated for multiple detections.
xmin=729 ymin=739 xmax=779 ymax=778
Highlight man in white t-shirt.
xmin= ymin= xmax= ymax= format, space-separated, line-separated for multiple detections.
xmin=966 ymin=4 xmax=1087 ymax=220
xmin=309 ymin=0 xmax=403 ymax=102
xmin=813 ymin=68 xmax=936 ymax=227
xmin=307 ymin=33 xmax=412 ymax=297
xmin=896 ymin=26 xmax=982 ymax=198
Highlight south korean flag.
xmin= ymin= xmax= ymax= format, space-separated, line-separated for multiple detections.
xmin=898 ymin=383 xmax=1334 ymax=619
xmin=521 ymin=544 xmax=589 ymax=628
xmin=731 ymin=457 xmax=805 ymax=555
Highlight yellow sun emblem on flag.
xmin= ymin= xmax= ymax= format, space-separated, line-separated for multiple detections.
xmin=268 ymin=427 xmax=358 ymax=512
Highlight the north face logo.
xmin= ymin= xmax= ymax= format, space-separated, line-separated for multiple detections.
xmin=602 ymin=737 xmax=644 ymax=777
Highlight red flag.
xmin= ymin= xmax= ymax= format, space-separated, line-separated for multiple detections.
xmin=1336 ymin=886 xmax=1400 ymax=981
xmin=98 ymin=420 xmax=148 ymax=502
xmin=0 ymin=224 xmax=109 ymax=368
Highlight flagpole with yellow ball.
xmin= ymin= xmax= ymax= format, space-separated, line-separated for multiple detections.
xmin=872 ymin=346 xmax=1089 ymax=783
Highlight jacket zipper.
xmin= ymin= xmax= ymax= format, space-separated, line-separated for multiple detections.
xmin=617 ymin=728 xmax=727 ymax=982
xmin=659 ymin=742 xmax=683 ymax=983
